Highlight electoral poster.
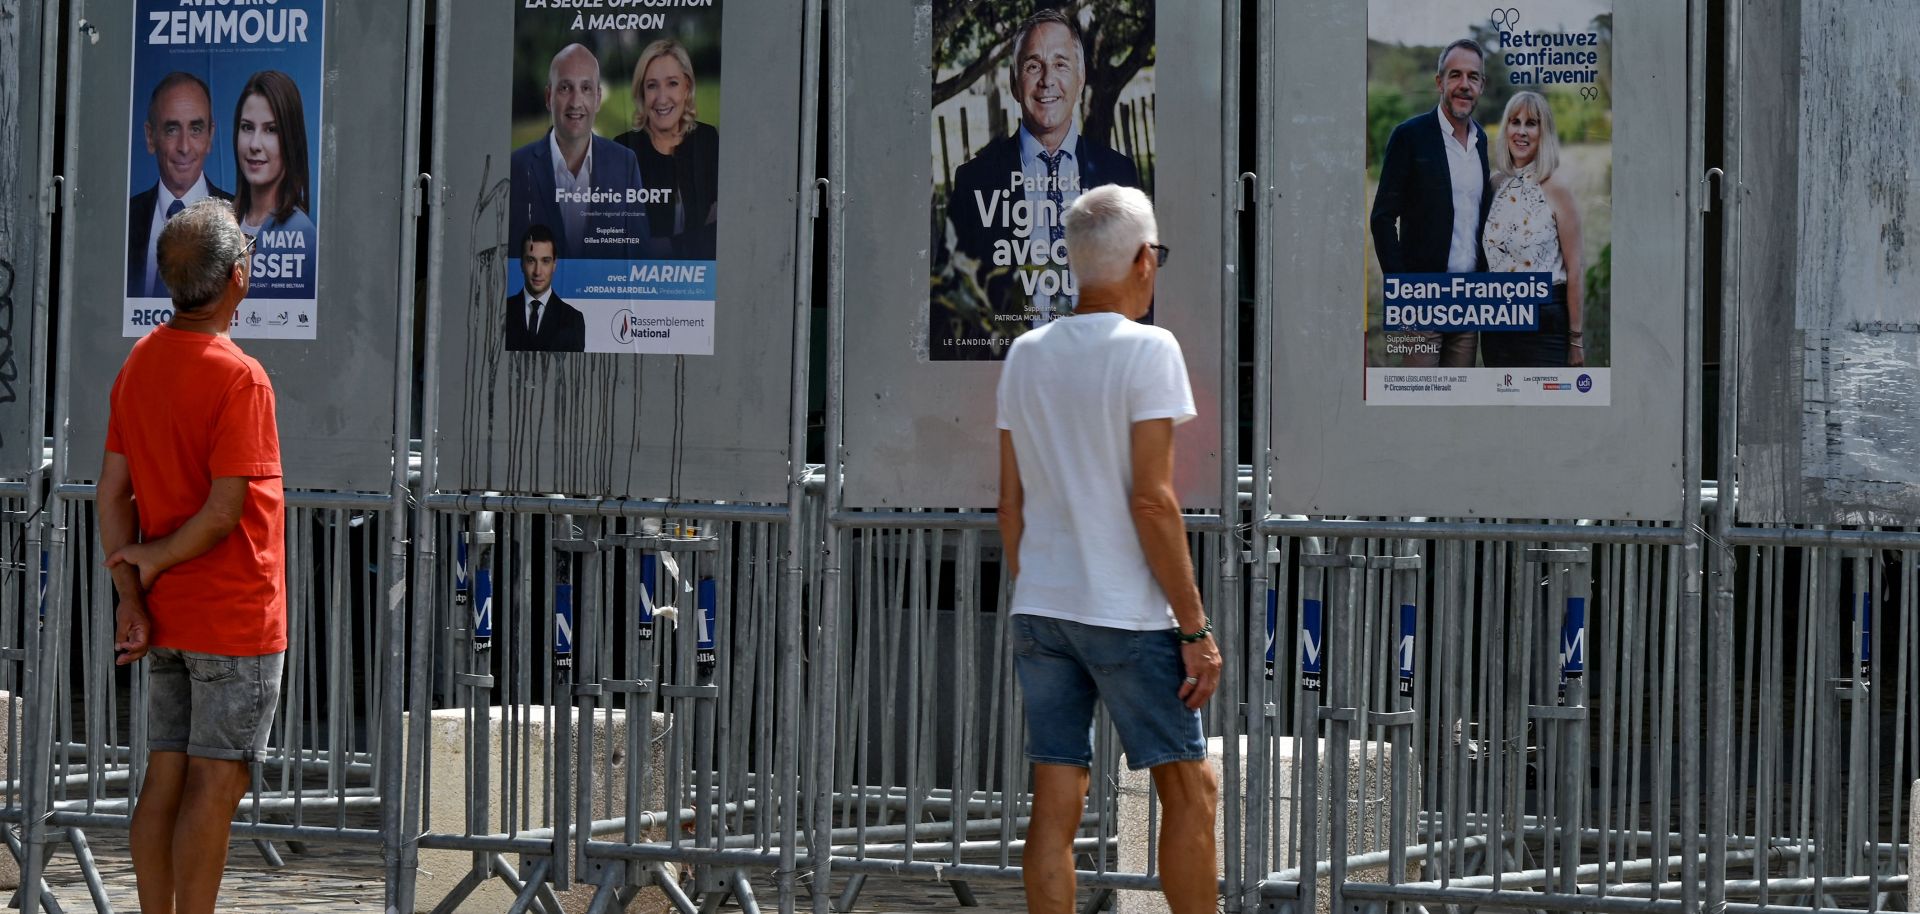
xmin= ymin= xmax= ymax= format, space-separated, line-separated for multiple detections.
xmin=124 ymin=0 xmax=325 ymax=339
xmin=506 ymin=0 xmax=722 ymax=355
xmin=930 ymin=1 xmax=1155 ymax=361
xmin=1365 ymin=0 xmax=1612 ymax=404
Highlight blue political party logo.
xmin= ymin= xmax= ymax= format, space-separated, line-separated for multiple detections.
xmin=1576 ymin=374 xmax=1593 ymax=393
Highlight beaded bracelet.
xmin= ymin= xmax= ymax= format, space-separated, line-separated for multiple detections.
xmin=1177 ymin=618 xmax=1213 ymax=644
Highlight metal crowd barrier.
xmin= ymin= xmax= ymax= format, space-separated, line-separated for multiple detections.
xmin=0 ymin=482 xmax=1914 ymax=914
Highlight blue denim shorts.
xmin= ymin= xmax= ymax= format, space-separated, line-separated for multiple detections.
xmin=1011 ymin=614 xmax=1206 ymax=771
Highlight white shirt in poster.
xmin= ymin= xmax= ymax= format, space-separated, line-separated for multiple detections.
xmin=525 ymin=288 xmax=553 ymax=334
xmin=995 ymin=312 xmax=1197 ymax=631
xmin=1434 ymin=105 xmax=1484 ymax=273
xmin=144 ymin=173 xmax=212 ymax=297
xmin=1016 ymin=122 xmax=1081 ymax=324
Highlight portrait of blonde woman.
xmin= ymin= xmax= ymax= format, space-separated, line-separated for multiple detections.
xmin=1480 ymin=90 xmax=1584 ymax=368
xmin=615 ymin=38 xmax=720 ymax=261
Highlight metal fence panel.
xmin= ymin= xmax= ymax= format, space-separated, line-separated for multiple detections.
xmin=59 ymin=0 xmax=412 ymax=492
xmin=0 ymin=0 xmax=49 ymax=477
xmin=1733 ymin=0 xmax=1920 ymax=525
xmin=838 ymin=0 xmax=1226 ymax=511
xmin=1264 ymin=0 xmax=1687 ymax=521
xmin=430 ymin=1 xmax=802 ymax=503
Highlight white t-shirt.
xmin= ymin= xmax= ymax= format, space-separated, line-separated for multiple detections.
xmin=995 ymin=311 xmax=1197 ymax=631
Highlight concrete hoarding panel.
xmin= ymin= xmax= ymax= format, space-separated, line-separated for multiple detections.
xmin=0 ymin=0 xmax=46 ymax=478
xmin=435 ymin=2 xmax=798 ymax=503
xmin=1267 ymin=0 xmax=1686 ymax=520
xmin=841 ymin=0 xmax=1225 ymax=510
xmin=63 ymin=0 xmax=410 ymax=491
xmin=1735 ymin=0 xmax=1920 ymax=525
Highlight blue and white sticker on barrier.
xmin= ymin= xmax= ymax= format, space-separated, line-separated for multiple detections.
xmin=454 ymin=539 xmax=469 ymax=603
xmin=1560 ymin=595 xmax=1586 ymax=682
xmin=639 ymin=553 xmax=658 ymax=640
xmin=1301 ymin=597 xmax=1324 ymax=692
xmin=697 ymin=578 xmax=717 ymax=677
xmin=1264 ymin=588 xmax=1278 ymax=681
xmin=555 ymin=582 xmax=575 ymax=669
xmin=1857 ymin=589 xmax=1872 ymax=678
xmin=1398 ymin=602 xmax=1416 ymax=696
xmin=473 ymin=566 xmax=494 ymax=646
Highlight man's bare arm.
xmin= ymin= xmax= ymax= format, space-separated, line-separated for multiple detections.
xmin=1128 ymin=419 xmax=1203 ymax=629
xmin=106 ymin=476 xmax=250 ymax=588
xmin=98 ymin=451 xmax=151 ymax=664
xmin=97 ymin=452 xmax=145 ymax=602
xmin=996 ymin=430 xmax=1025 ymax=581
xmin=1129 ymin=418 xmax=1221 ymax=709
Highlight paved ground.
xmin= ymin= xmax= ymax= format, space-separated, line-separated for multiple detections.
xmin=34 ymin=829 xmax=1088 ymax=913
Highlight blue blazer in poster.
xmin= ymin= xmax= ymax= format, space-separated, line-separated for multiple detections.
xmin=123 ymin=0 xmax=326 ymax=340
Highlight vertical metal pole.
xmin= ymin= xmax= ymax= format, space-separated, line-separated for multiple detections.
xmin=388 ymin=2 xmax=434 ymax=910
xmin=1217 ymin=3 xmax=1243 ymax=911
xmin=1678 ymin=0 xmax=1709 ymax=908
xmin=19 ymin=5 xmax=83 ymax=910
xmin=809 ymin=0 xmax=844 ymax=892
xmin=784 ymin=1 xmax=825 ymax=911
xmin=1326 ymin=550 xmax=1358 ymax=914
xmin=1248 ymin=0 xmax=1278 ymax=897
xmin=376 ymin=0 xmax=426 ymax=906
xmin=1706 ymin=0 xmax=1741 ymax=910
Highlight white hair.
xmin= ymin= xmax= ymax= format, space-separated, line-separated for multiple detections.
xmin=1062 ymin=185 xmax=1157 ymax=287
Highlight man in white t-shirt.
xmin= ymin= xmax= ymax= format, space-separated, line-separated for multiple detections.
xmin=995 ymin=185 xmax=1221 ymax=914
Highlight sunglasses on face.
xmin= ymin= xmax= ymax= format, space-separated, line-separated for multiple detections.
xmin=1148 ymin=243 xmax=1170 ymax=267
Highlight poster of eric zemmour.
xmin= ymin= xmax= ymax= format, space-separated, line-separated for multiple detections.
xmin=1365 ymin=0 xmax=1613 ymax=405
xmin=124 ymin=0 xmax=325 ymax=340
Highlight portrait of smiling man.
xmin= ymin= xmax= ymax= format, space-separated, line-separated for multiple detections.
xmin=1367 ymin=37 xmax=1495 ymax=368
xmin=509 ymin=42 xmax=649 ymax=262
xmin=127 ymin=72 xmax=233 ymax=300
xmin=945 ymin=8 xmax=1142 ymax=332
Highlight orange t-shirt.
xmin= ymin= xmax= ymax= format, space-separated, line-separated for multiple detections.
xmin=105 ymin=326 xmax=286 ymax=656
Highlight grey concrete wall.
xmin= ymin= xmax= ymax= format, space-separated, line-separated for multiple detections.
xmin=1115 ymin=736 xmax=1416 ymax=914
xmin=409 ymin=706 xmax=670 ymax=914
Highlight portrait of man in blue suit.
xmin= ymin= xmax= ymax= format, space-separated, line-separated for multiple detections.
xmin=508 ymin=43 xmax=651 ymax=263
xmin=938 ymin=8 xmax=1144 ymax=359
xmin=1368 ymin=38 xmax=1494 ymax=368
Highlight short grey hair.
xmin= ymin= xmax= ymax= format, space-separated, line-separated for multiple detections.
xmin=1435 ymin=38 xmax=1486 ymax=77
xmin=156 ymin=199 xmax=247 ymax=312
xmin=1063 ymin=185 xmax=1157 ymax=287
xmin=1007 ymin=9 xmax=1085 ymax=91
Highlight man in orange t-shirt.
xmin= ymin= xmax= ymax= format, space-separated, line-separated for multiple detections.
xmin=98 ymin=199 xmax=286 ymax=914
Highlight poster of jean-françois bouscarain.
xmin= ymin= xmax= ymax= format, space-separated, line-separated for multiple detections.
xmin=123 ymin=0 xmax=325 ymax=340
xmin=506 ymin=1 xmax=721 ymax=355
xmin=1365 ymin=0 xmax=1611 ymax=404
xmin=931 ymin=1 xmax=1154 ymax=362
